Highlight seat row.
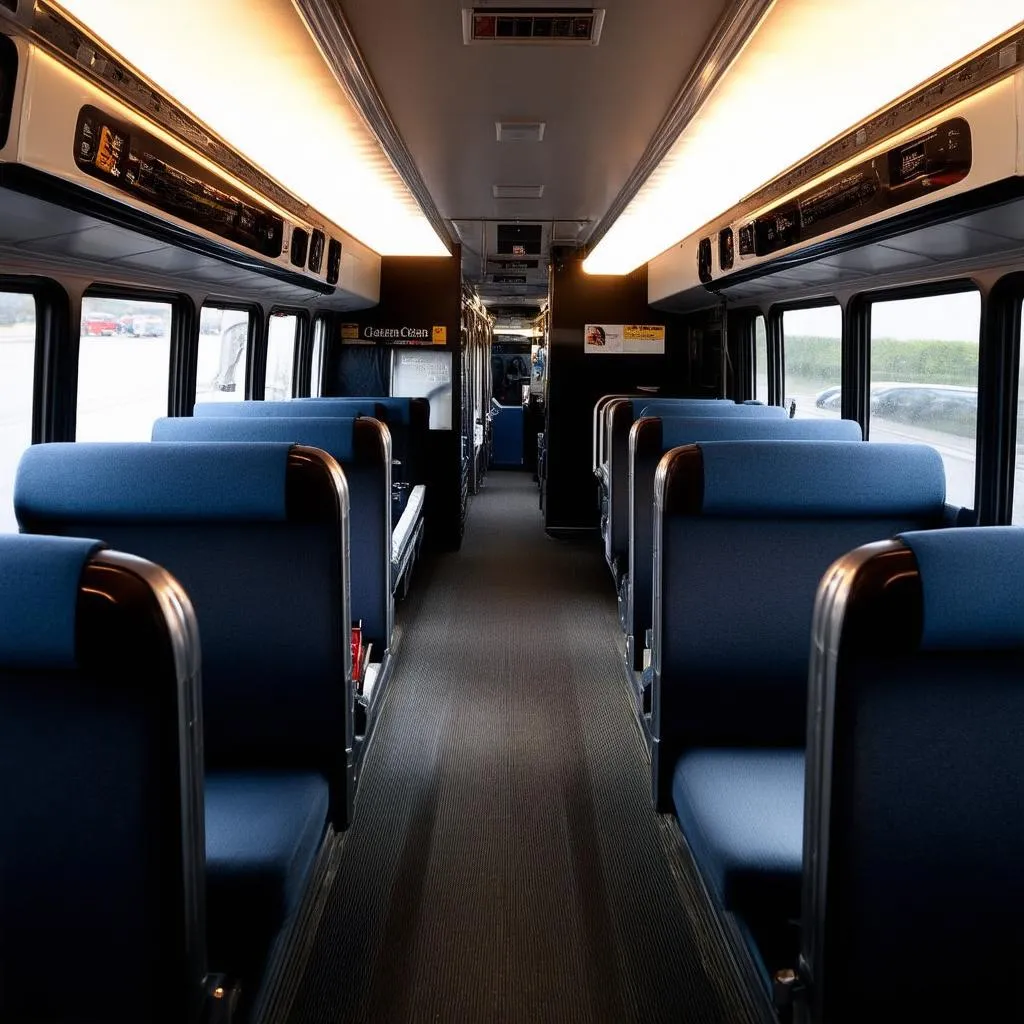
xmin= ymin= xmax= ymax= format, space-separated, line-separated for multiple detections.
xmin=0 ymin=395 xmax=429 ymax=1021
xmin=592 ymin=390 xmax=1024 ymax=1019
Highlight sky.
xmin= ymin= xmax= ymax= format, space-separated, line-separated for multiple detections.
xmin=781 ymin=292 xmax=983 ymax=342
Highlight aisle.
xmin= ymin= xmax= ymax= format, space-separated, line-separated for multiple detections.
xmin=290 ymin=472 xmax=748 ymax=1023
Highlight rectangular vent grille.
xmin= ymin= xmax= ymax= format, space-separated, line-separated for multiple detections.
xmin=496 ymin=120 xmax=546 ymax=143
xmin=493 ymin=184 xmax=544 ymax=199
xmin=463 ymin=9 xmax=605 ymax=45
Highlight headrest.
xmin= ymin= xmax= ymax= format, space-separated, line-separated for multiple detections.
xmin=0 ymin=534 xmax=104 ymax=669
xmin=153 ymin=416 xmax=357 ymax=463
xmin=687 ymin=441 xmax=945 ymax=517
xmin=658 ymin=416 xmax=861 ymax=450
xmin=195 ymin=399 xmax=373 ymax=420
xmin=898 ymin=527 xmax=1024 ymax=650
xmin=640 ymin=401 xmax=786 ymax=419
xmin=633 ymin=398 xmax=733 ymax=417
xmin=296 ymin=397 xmax=413 ymax=424
xmin=16 ymin=443 xmax=294 ymax=526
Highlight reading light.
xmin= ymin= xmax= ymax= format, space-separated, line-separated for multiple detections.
xmin=55 ymin=0 xmax=449 ymax=257
xmin=584 ymin=0 xmax=1024 ymax=275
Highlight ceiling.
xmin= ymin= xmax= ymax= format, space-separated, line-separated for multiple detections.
xmin=338 ymin=0 xmax=732 ymax=306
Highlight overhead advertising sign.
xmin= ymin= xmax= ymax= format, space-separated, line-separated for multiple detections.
xmin=340 ymin=324 xmax=449 ymax=346
xmin=583 ymin=324 xmax=666 ymax=355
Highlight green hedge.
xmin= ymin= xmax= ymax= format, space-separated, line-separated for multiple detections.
xmin=784 ymin=335 xmax=977 ymax=387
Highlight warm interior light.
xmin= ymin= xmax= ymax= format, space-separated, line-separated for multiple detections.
xmin=584 ymin=0 xmax=1024 ymax=275
xmin=55 ymin=0 xmax=449 ymax=257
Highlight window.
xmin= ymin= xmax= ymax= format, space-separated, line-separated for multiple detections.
xmin=265 ymin=313 xmax=297 ymax=400
xmin=0 ymin=291 xmax=35 ymax=532
xmin=754 ymin=315 xmax=768 ymax=402
xmin=869 ymin=291 xmax=979 ymax=511
xmin=782 ymin=305 xmax=841 ymax=418
xmin=76 ymin=296 xmax=172 ymax=441
xmin=1012 ymin=301 xmax=1024 ymax=524
xmin=310 ymin=318 xmax=326 ymax=397
xmin=197 ymin=306 xmax=249 ymax=403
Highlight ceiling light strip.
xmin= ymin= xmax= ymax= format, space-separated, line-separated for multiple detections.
xmin=21 ymin=1 xmax=311 ymax=220
xmin=293 ymin=0 xmax=456 ymax=254
xmin=583 ymin=0 xmax=773 ymax=254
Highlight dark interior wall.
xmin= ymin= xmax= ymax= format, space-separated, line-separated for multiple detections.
xmin=544 ymin=249 xmax=701 ymax=533
xmin=324 ymin=251 xmax=464 ymax=550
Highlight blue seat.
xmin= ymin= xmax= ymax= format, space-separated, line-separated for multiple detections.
xmin=15 ymin=442 xmax=350 ymax=1006
xmin=0 ymin=534 xmax=208 ymax=1021
xmin=205 ymin=772 xmax=328 ymax=1001
xmin=799 ymin=526 xmax=1024 ymax=1022
xmin=194 ymin=397 xmax=430 ymax=485
xmin=652 ymin=440 xmax=957 ymax=990
xmin=153 ymin=415 xmax=398 ymax=659
xmin=602 ymin=398 xmax=786 ymax=583
xmin=624 ymin=415 xmax=862 ymax=674
xmin=673 ymin=749 xmax=804 ymax=965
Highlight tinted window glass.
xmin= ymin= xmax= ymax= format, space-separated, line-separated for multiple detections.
xmin=266 ymin=314 xmax=297 ymax=400
xmin=869 ymin=292 xmax=979 ymax=511
xmin=197 ymin=306 xmax=249 ymax=403
xmin=783 ymin=306 xmax=841 ymax=418
xmin=0 ymin=291 xmax=35 ymax=532
xmin=76 ymin=296 xmax=171 ymax=440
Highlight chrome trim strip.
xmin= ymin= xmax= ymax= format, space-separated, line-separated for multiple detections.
xmin=584 ymin=0 xmax=773 ymax=252
xmin=801 ymin=538 xmax=905 ymax=1016
xmin=292 ymin=0 xmax=456 ymax=253
xmin=650 ymin=446 xmax=682 ymax=747
xmin=89 ymin=549 xmax=207 ymax=1007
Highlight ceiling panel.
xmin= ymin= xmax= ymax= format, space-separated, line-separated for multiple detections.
xmin=339 ymin=0 xmax=731 ymax=292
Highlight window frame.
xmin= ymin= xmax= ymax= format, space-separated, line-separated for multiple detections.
xmin=774 ymin=298 xmax=844 ymax=418
xmin=195 ymin=300 xmax=260 ymax=403
xmin=264 ymin=306 xmax=308 ymax=400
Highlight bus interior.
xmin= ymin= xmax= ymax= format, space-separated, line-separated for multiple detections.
xmin=2 ymin=1 xmax=1024 ymax=1021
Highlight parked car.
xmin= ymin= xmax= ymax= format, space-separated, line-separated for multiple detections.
xmin=81 ymin=312 xmax=118 ymax=336
xmin=814 ymin=385 xmax=842 ymax=410
xmin=131 ymin=314 xmax=166 ymax=337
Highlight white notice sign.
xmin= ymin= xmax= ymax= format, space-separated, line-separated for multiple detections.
xmin=584 ymin=324 xmax=665 ymax=355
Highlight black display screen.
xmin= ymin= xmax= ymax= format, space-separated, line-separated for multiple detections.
xmin=308 ymin=229 xmax=325 ymax=274
xmin=290 ymin=227 xmax=309 ymax=267
xmin=326 ymin=238 xmax=342 ymax=285
xmin=74 ymin=104 xmax=284 ymax=258
xmin=0 ymin=34 xmax=16 ymax=151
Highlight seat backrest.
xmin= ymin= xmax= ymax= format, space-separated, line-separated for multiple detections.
xmin=15 ymin=442 xmax=353 ymax=827
xmin=153 ymin=415 xmax=392 ymax=651
xmin=625 ymin=416 xmax=863 ymax=669
xmin=0 ymin=534 xmax=206 ymax=1021
xmin=802 ymin=527 xmax=1024 ymax=1023
xmin=603 ymin=398 xmax=788 ymax=579
xmin=651 ymin=440 xmax=951 ymax=808
xmin=594 ymin=394 xmax=641 ymax=473
xmin=194 ymin=398 xmax=429 ymax=483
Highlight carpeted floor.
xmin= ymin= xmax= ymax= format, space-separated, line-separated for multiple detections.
xmin=289 ymin=471 xmax=758 ymax=1023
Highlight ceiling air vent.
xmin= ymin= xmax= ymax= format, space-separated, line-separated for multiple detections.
xmin=496 ymin=120 xmax=546 ymax=143
xmin=493 ymin=184 xmax=544 ymax=199
xmin=463 ymin=9 xmax=605 ymax=45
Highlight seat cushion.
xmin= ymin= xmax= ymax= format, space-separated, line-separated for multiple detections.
xmin=205 ymin=772 xmax=328 ymax=988
xmin=672 ymin=749 xmax=804 ymax=922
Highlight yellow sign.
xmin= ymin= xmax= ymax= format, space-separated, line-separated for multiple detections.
xmin=623 ymin=325 xmax=666 ymax=343
xmin=340 ymin=323 xmax=359 ymax=340
xmin=432 ymin=325 xmax=448 ymax=344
